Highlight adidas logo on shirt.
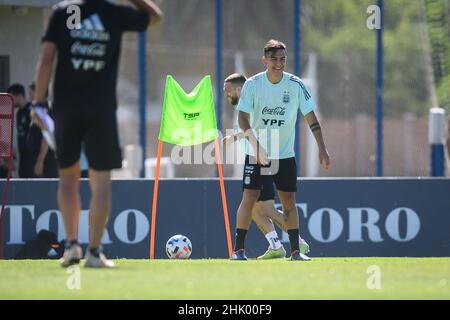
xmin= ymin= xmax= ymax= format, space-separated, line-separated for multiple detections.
xmin=76 ymin=14 xmax=105 ymax=31
xmin=70 ymin=13 xmax=110 ymax=41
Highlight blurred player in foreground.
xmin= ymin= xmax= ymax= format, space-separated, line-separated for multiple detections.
xmin=32 ymin=0 xmax=162 ymax=268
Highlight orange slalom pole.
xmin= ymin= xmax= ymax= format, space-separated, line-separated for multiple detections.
xmin=149 ymin=140 xmax=163 ymax=259
xmin=214 ymin=138 xmax=233 ymax=258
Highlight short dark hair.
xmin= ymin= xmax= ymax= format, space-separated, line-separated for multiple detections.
xmin=263 ymin=39 xmax=287 ymax=56
xmin=224 ymin=73 xmax=247 ymax=86
xmin=6 ymin=83 xmax=25 ymax=96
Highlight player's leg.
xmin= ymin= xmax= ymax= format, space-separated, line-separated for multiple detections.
xmin=86 ymin=170 xmax=111 ymax=248
xmin=232 ymin=189 xmax=260 ymax=260
xmin=83 ymin=111 xmax=121 ymax=268
xmin=273 ymin=158 xmax=311 ymax=261
xmin=252 ymin=177 xmax=278 ymax=241
xmin=232 ymin=155 xmax=261 ymax=260
xmin=58 ymin=162 xmax=83 ymax=267
xmin=252 ymin=177 xmax=286 ymax=259
xmin=251 ymin=202 xmax=276 ymax=236
xmin=54 ymin=110 xmax=83 ymax=267
xmin=84 ymin=169 xmax=114 ymax=268
xmin=252 ymin=201 xmax=286 ymax=259
xmin=58 ymin=162 xmax=81 ymax=241
xmin=237 ymin=189 xmax=259 ymax=230
xmin=277 ymin=191 xmax=298 ymax=240
xmin=277 ymin=191 xmax=310 ymax=260
xmin=255 ymin=205 xmax=310 ymax=254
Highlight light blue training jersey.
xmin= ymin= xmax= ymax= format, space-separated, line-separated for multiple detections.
xmin=237 ymin=71 xmax=316 ymax=159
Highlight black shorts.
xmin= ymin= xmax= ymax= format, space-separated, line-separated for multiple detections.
xmin=242 ymin=155 xmax=297 ymax=194
xmin=259 ymin=178 xmax=275 ymax=202
xmin=54 ymin=109 xmax=122 ymax=170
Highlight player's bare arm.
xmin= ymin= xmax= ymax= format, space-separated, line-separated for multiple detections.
xmin=33 ymin=42 xmax=56 ymax=103
xmin=128 ymin=0 xmax=163 ymax=26
xmin=34 ymin=139 xmax=49 ymax=177
xmin=238 ymin=111 xmax=269 ymax=165
xmin=304 ymin=111 xmax=330 ymax=170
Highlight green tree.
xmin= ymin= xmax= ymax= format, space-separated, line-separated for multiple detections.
xmin=303 ymin=0 xmax=432 ymax=118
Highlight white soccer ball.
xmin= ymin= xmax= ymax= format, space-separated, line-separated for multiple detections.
xmin=166 ymin=234 xmax=192 ymax=259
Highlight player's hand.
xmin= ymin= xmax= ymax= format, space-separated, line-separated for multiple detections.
xmin=221 ymin=135 xmax=235 ymax=146
xmin=319 ymin=147 xmax=330 ymax=170
xmin=257 ymin=145 xmax=270 ymax=166
xmin=244 ymin=129 xmax=269 ymax=165
xmin=30 ymin=106 xmax=47 ymax=130
xmin=34 ymin=160 xmax=44 ymax=177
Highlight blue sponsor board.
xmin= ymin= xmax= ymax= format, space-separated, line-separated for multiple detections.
xmin=1 ymin=178 xmax=449 ymax=258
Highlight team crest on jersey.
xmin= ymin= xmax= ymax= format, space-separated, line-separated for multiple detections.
xmin=283 ymin=91 xmax=290 ymax=103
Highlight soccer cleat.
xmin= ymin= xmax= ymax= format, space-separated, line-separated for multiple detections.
xmin=257 ymin=246 xmax=286 ymax=260
xmin=230 ymin=249 xmax=248 ymax=261
xmin=299 ymin=237 xmax=310 ymax=254
xmin=84 ymin=249 xmax=115 ymax=268
xmin=289 ymin=250 xmax=312 ymax=261
xmin=60 ymin=243 xmax=82 ymax=268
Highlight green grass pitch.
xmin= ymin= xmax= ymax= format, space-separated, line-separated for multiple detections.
xmin=0 ymin=258 xmax=449 ymax=299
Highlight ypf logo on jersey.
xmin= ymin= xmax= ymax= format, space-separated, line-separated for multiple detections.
xmin=262 ymin=118 xmax=285 ymax=127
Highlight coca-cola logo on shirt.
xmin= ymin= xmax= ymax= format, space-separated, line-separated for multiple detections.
xmin=262 ymin=107 xmax=286 ymax=116
xmin=71 ymin=41 xmax=106 ymax=57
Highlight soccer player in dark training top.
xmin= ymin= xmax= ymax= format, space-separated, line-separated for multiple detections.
xmin=32 ymin=0 xmax=163 ymax=268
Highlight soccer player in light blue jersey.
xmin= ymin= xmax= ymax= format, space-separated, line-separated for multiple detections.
xmin=223 ymin=73 xmax=310 ymax=259
xmin=230 ymin=40 xmax=330 ymax=261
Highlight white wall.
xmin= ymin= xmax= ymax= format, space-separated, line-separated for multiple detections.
xmin=0 ymin=6 xmax=46 ymax=89
xmin=0 ymin=6 xmax=48 ymax=177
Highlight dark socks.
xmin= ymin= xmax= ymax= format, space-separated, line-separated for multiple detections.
xmin=234 ymin=229 xmax=248 ymax=251
xmin=65 ymin=239 xmax=79 ymax=249
xmin=89 ymin=247 xmax=101 ymax=258
xmin=288 ymin=229 xmax=300 ymax=254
